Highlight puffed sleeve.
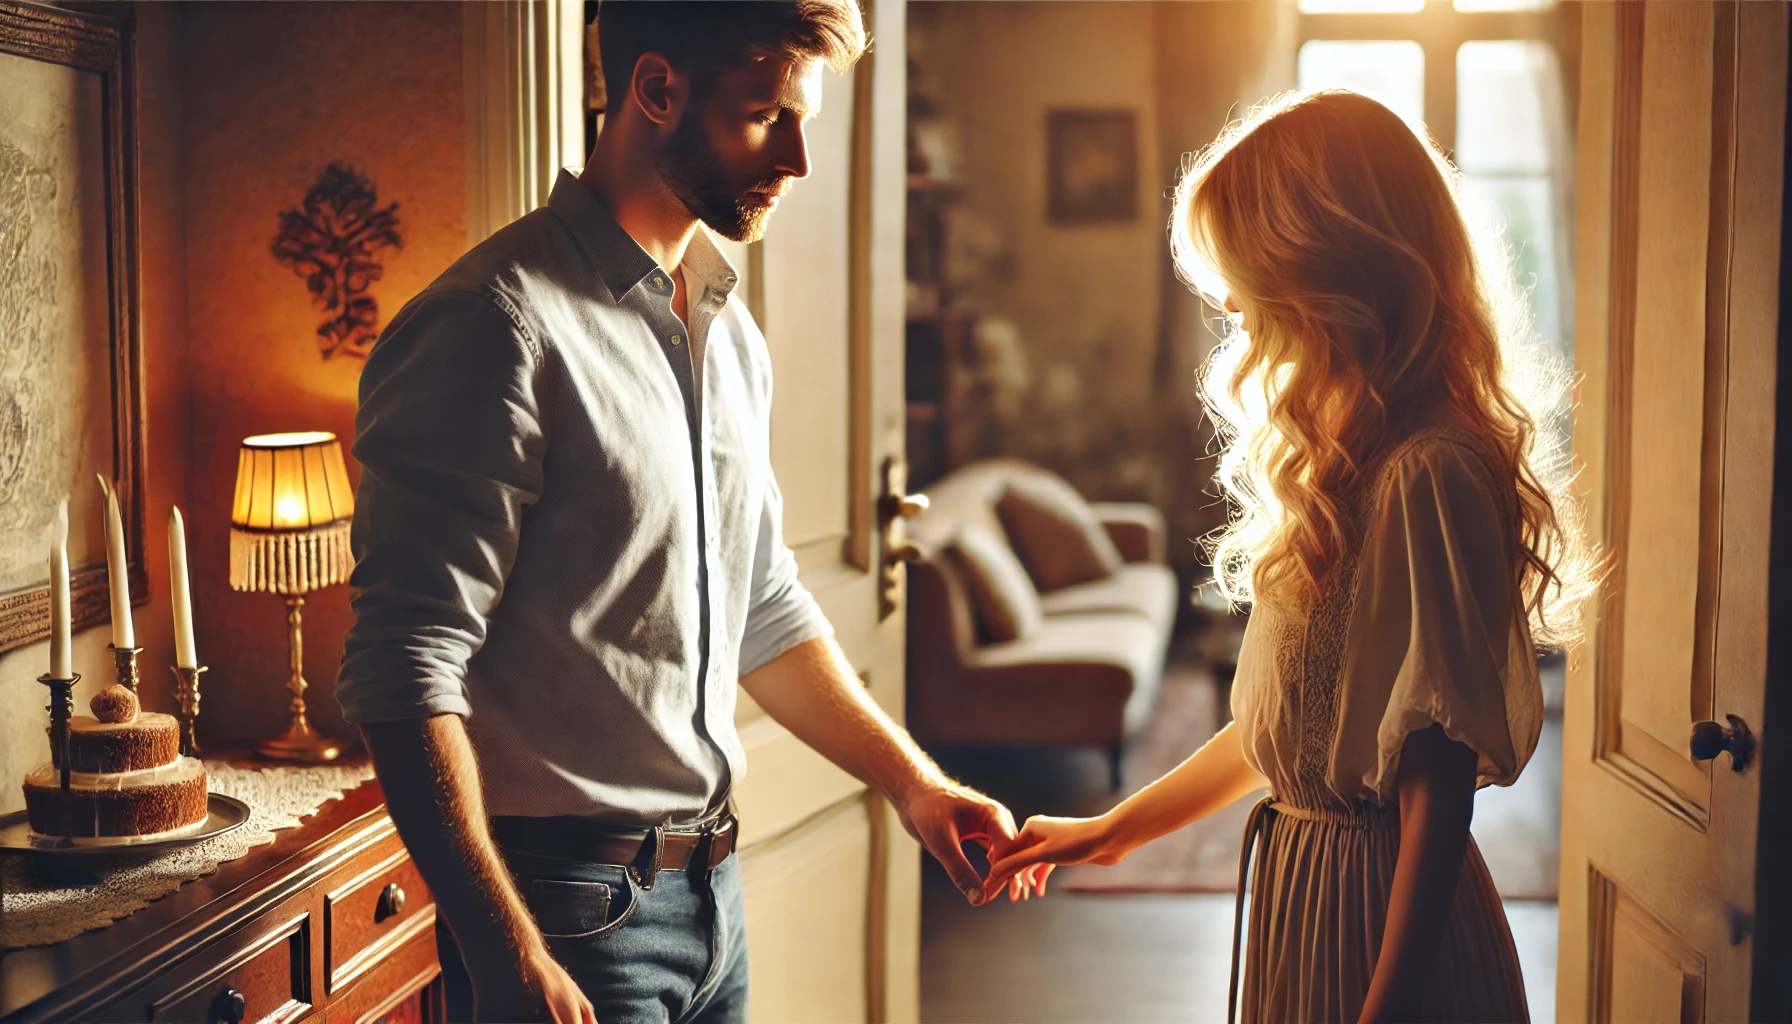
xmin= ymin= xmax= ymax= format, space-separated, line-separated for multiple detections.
xmin=1328 ymin=438 xmax=1542 ymax=803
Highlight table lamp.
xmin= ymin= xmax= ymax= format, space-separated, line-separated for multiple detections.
xmin=230 ymin=431 xmax=353 ymax=762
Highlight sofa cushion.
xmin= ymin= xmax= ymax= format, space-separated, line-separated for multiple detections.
xmin=950 ymin=522 xmax=1042 ymax=643
xmin=1038 ymin=562 xmax=1179 ymax=636
xmin=967 ymin=611 xmax=1168 ymax=738
xmin=995 ymin=474 xmax=1124 ymax=591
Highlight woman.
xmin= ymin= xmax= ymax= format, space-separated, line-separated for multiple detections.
xmin=985 ymin=90 xmax=1599 ymax=1024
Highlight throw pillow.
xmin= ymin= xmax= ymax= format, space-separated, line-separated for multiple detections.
xmin=951 ymin=522 xmax=1043 ymax=644
xmin=995 ymin=474 xmax=1124 ymax=591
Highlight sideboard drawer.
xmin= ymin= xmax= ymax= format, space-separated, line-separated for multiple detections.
xmin=324 ymin=838 xmax=435 ymax=995
xmin=146 ymin=911 xmax=311 ymax=1024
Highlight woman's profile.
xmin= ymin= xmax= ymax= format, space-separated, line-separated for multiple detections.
xmin=986 ymin=89 xmax=1601 ymax=1024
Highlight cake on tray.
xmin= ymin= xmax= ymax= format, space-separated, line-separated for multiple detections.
xmin=23 ymin=684 xmax=210 ymax=843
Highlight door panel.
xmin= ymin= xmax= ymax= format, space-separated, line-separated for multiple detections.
xmin=762 ymin=64 xmax=854 ymax=551
xmin=1560 ymin=4 xmax=1786 ymax=1021
xmin=727 ymin=1 xmax=917 ymax=1020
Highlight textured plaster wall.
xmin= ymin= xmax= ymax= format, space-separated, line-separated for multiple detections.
xmin=178 ymin=3 xmax=467 ymax=751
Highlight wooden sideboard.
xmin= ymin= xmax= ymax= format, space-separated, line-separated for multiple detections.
xmin=0 ymin=772 xmax=441 ymax=1024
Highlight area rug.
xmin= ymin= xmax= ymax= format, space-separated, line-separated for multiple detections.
xmin=1055 ymin=659 xmax=1264 ymax=894
xmin=1054 ymin=635 xmax=1564 ymax=897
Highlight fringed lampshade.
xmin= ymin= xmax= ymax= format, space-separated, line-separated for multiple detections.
xmin=230 ymin=431 xmax=354 ymax=594
xmin=229 ymin=431 xmax=353 ymax=762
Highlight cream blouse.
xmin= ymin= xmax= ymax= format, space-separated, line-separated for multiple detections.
xmin=1231 ymin=429 xmax=1543 ymax=809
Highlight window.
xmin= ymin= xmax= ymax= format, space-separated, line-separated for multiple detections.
xmin=1295 ymin=1 xmax=1576 ymax=360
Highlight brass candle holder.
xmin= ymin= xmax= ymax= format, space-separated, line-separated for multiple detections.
xmin=109 ymin=644 xmax=142 ymax=693
xmin=171 ymin=665 xmax=207 ymax=758
xmin=37 ymin=671 xmax=80 ymax=844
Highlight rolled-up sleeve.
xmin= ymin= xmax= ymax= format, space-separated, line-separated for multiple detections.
xmin=336 ymin=291 xmax=546 ymax=724
xmin=737 ymin=468 xmax=832 ymax=676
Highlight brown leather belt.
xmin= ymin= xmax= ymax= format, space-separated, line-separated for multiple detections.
xmin=490 ymin=811 xmax=738 ymax=889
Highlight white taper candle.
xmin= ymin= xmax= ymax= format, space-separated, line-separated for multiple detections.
xmin=98 ymin=475 xmax=134 ymax=648
xmin=49 ymin=498 xmax=72 ymax=679
xmin=169 ymin=506 xmax=198 ymax=669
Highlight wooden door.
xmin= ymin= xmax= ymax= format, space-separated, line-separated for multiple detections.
xmin=710 ymin=1 xmax=918 ymax=1020
xmin=1559 ymin=4 xmax=1787 ymax=1021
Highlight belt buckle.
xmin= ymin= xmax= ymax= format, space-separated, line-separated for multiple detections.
xmin=694 ymin=811 xmax=737 ymax=880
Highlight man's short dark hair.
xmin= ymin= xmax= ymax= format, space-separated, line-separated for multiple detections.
xmin=597 ymin=1 xmax=867 ymax=113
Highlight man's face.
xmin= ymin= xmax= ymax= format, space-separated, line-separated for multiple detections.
xmin=656 ymin=56 xmax=823 ymax=243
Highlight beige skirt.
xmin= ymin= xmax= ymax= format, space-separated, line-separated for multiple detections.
xmin=1229 ymin=799 xmax=1530 ymax=1024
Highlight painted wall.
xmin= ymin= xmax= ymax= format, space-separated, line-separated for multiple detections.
xmin=911 ymin=1 xmax=1168 ymax=497
xmin=2 ymin=2 xmax=468 ymax=810
xmin=908 ymin=2 xmax=1296 ymax=570
xmin=178 ymin=2 xmax=467 ymax=750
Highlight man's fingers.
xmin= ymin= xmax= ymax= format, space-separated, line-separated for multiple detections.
xmin=927 ymin=826 xmax=988 ymax=905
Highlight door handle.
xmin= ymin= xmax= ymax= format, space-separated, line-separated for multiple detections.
xmin=1689 ymin=714 xmax=1755 ymax=772
xmin=878 ymin=456 xmax=928 ymax=618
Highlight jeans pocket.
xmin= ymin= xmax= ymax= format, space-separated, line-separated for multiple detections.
xmin=524 ymin=876 xmax=633 ymax=939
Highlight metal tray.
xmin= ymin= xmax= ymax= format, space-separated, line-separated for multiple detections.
xmin=0 ymin=793 xmax=250 ymax=857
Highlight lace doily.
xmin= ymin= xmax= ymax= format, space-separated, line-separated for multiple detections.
xmin=0 ymin=760 xmax=376 ymax=949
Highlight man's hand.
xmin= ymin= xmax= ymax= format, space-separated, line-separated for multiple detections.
xmin=474 ymin=943 xmax=596 ymax=1024
xmin=891 ymin=780 xmax=1017 ymax=906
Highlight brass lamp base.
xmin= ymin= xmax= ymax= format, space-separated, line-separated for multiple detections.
xmin=255 ymin=593 xmax=343 ymax=763
xmin=256 ymin=715 xmax=342 ymax=762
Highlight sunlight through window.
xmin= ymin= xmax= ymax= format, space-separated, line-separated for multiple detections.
xmin=1298 ymin=0 xmax=1425 ymax=13
xmin=1296 ymin=40 xmax=1426 ymax=129
xmin=1453 ymin=0 xmax=1555 ymax=11
xmin=1456 ymin=40 xmax=1567 ymax=352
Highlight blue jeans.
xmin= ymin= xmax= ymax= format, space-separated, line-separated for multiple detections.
xmin=438 ymin=847 xmax=749 ymax=1023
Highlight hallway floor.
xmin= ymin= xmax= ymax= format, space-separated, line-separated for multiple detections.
xmin=920 ymin=863 xmax=1558 ymax=1023
xmin=919 ymin=650 xmax=1566 ymax=1022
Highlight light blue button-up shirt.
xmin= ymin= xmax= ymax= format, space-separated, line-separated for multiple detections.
xmin=337 ymin=171 xmax=831 ymax=825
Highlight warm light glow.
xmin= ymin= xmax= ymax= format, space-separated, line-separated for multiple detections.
xmin=1453 ymin=0 xmax=1553 ymax=10
xmin=275 ymin=495 xmax=307 ymax=527
xmin=243 ymin=430 xmax=337 ymax=449
xmin=1299 ymin=0 xmax=1425 ymax=13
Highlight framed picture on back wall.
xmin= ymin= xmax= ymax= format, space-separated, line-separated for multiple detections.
xmin=0 ymin=2 xmax=146 ymax=654
xmin=1046 ymin=108 xmax=1138 ymax=224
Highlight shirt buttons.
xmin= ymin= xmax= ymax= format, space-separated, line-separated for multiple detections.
xmin=671 ymin=334 xmax=683 ymax=346
xmin=652 ymin=274 xmax=667 ymax=290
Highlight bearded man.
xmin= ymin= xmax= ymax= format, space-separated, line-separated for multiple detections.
xmin=336 ymin=4 xmax=1016 ymax=1022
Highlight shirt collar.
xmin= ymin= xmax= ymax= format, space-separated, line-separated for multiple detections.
xmin=547 ymin=169 xmax=739 ymax=303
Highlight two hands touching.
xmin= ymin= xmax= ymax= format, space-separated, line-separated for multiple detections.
xmin=898 ymin=781 xmax=1128 ymax=907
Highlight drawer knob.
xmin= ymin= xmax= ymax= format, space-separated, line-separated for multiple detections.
xmin=209 ymin=986 xmax=246 ymax=1024
xmin=377 ymin=882 xmax=407 ymax=921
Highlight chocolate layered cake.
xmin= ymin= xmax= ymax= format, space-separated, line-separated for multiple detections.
xmin=23 ymin=684 xmax=210 ymax=843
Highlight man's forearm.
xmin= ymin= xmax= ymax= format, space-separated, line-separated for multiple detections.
xmin=361 ymin=713 xmax=546 ymax=1003
xmin=739 ymin=636 xmax=942 ymax=804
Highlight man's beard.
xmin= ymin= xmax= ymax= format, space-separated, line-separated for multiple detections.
xmin=657 ymin=107 xmax=784 ymax=244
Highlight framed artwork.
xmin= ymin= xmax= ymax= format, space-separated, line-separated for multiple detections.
xmin=1046 ymin=109 xmax=1138 ymax=224
xmin=0 ymin=2 xmax=145 ymax=655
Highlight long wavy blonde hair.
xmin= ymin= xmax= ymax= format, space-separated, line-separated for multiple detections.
xmin=1171 ymin=90 xmax=1598 ymax=649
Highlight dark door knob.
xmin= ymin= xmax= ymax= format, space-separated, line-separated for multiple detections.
xmin=377 ymin=882 xmax=406 ymax=921
xmin=1690 ymin=714 xmax=1755 ymax=772
xmin=208 ymin=986 xmax=246 ymax=1024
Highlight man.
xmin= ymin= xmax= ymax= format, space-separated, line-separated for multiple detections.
xmin=336 ymin=4 xmax=1015 ymax=1022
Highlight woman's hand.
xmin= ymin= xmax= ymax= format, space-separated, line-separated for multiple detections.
xmin=982 ymin=812 xmax=1132 ymax=901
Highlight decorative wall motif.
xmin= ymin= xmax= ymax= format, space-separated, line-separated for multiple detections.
xmin=272 ymin=163 xmax=402 ymax=360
